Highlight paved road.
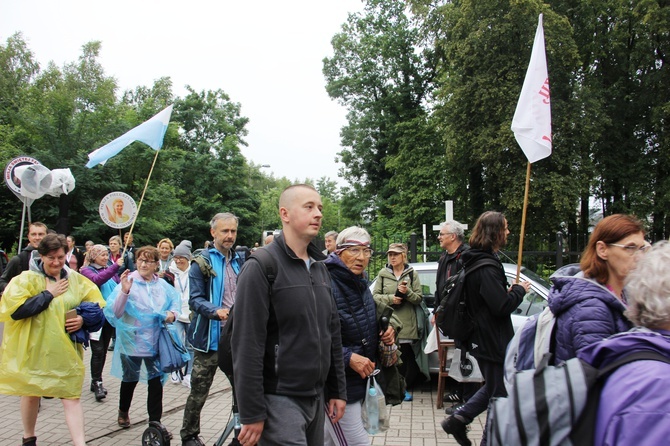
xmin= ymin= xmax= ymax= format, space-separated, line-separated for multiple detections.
xmin=0 ymin=348 xmax=485 ymax=445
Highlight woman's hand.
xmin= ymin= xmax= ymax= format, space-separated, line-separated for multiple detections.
xmin=120 ymin=270 xmax=133 ymax=294
xmin=165 ymin=311 xmax=176 ymax=323
xmin=392 ymin=296 xmax=403 ymax=305
xmin=349 ymin=353 xmax=375 ymax=379
xmin=380 ymin=325 xmax=396 ymax=345
xmin=116 ymin=258 xmax=124 ymax=267
xmin=46 ymin=278 xmax=69 ymax=297
xmin=65 ymin=315 xmax=84 ymax=333
xmin=397 ymin=281 xmax=409 ymax=295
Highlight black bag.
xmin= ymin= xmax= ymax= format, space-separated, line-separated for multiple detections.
xmin=434 ymin=259 xmax=498 ymax=341
xmin=218 ymin=248 xmax=277 ymax=376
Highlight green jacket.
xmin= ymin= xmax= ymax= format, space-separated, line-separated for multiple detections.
xmin=373 ymin=265 xmax=422 ymax=340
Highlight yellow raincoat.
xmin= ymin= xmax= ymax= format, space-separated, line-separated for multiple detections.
xmin=0 ymin=270 xmax=104 ymax=398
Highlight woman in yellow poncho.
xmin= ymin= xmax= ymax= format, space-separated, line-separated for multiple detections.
xmin=0 ymin=234 xmax=105 ymax=446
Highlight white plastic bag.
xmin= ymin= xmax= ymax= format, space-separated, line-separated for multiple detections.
xmin=360 ymin=372 xmax=390 ymax=434
xmin=449 ymin=348 xmax=484 ymax=383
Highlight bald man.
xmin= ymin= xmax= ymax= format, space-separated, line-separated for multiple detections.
xmin=232 ymin=184 xmax=347 ymax=446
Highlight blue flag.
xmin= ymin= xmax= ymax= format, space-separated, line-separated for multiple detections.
xmin=86 ymin=105 xmax=173 ymax=168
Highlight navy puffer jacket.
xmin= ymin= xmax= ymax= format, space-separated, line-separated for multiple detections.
xmin=548 ymin=274 xmax=632 ymax=363
xmin=325 ymin=254 xmax=378 ymax=403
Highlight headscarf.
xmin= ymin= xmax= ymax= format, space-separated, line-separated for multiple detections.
xmin=88 ymin=244 xmax=108 ymax=263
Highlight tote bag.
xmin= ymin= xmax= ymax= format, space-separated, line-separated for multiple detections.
xmin=158 ymin=322 xmax=190 ymax=373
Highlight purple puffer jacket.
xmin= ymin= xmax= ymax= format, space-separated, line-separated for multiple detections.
xmin=548 ymin=275 xmax=631 ymax=363
xmin=579 ymin=328 xmax=670 ymax=446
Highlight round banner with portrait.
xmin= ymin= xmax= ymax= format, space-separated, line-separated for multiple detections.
xmin=4 ymin=156 xmax=41 ymax=196
xmin=99 ymin=192 xmax=137 ymax=229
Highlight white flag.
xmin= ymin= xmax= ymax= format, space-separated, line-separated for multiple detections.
xmin=511 ymin=14 xmax=552 ymax=163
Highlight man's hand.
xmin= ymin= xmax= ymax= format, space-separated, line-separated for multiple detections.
xmin=65 ymin=315 xmax=83 ymax=333
xmin=349 ymin=352 xmax=375 ymax=379
xmin=216 ymin=308 xmax=230 ymax=320
xmin=46 ymin=278 xmax=68 ymax=297
xmin=164 ymin=311 xmax=176 ymax=323
xmin=509 ymin=281 xmax=531 ymax=292
xmin=238 ymin=420 xmax=264 ymax=446
xmin=327 ymin=398 xmax=347 ymax=423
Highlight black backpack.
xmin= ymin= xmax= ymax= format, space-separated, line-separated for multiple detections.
xmin=218 ymin=247 xmax=277 ymax=376
xmin=434 ymin=258 xmax=499 ymax=341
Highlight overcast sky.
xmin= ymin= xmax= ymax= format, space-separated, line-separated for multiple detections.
xmin=1 ymin=0 xmax=365 ymax=187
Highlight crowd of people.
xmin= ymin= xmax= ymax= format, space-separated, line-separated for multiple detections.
xmin=0 ymin=185 xmax=668 ymax=446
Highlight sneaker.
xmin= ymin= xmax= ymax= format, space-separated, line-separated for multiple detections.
xmin=445 ymin=402 xmax=465 ymax=415
xmin=182 ymin=435 xmax=206 ymax=446
xmin=21 ymin=437 xmax=37 ymax=446
xmin=181 ymin=374 xmax=191 ymax=389
xmin=170 ymin=371 xmax=182 ymax=384
xmin=441 ymin=416 xmax=471 ymax=446
xmin=443 ymin=391 xmax=463 ymax=403
xmin=108 ymin=340 xmax=115 ymax=351
xmin=403 ymin=390 xmax=413 ymax=402
xmin=93 ymin=381 xmax=106 ymax=401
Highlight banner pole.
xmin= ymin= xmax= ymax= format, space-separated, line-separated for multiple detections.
xmin=516 ymin=162 xmax=532 ymax=282
xmin=17 ymin=201 xmax=27 ymax=252
xmin=122 ymin=149 xmax=161 ymax=257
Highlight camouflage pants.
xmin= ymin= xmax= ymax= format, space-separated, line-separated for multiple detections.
xmin=180 ymin=350 xmax=219 ymax=440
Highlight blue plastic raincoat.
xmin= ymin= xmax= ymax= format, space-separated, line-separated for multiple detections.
xmin=0 ymin=269 xmax=104 ymax=398
xmin=104 ymin=271 xmax=180 ymax=383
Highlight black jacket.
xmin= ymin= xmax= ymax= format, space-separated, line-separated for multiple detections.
xmin=0 ymin=245 xmax=37 ymax=295
xmin=232 ymin=233 xmax=347 ymax=425
xmin=435 ymin=243 xmax=469 ymax=310
xmin=462 ymin=248 xmax=525 ymax=363
xmin=325 ymin=254 xmax=378 ymax=403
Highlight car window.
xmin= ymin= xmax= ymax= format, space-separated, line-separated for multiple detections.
xmin=416 ymin=270 xmax=437 ymax=308
xmin=505 ymin=274 xmax=548 ymax=317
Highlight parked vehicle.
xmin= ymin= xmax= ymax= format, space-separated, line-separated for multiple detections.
xmin=369 ymin=261 xmax=550 ymax=373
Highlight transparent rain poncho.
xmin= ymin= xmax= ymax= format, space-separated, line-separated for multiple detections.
xmin=104 ymin=271 xmax=180 ymax=383
xmin=0 ymin=270 xmax=104 ymax=398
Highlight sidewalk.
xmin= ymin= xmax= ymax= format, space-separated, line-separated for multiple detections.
xmin=0 ymin=348 xmax=485 ymax=445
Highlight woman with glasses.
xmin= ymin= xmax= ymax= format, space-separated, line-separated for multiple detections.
xmin=549 ymin=214 xmax=647 ymax=364
xmin=104 ymin=246 xmax=180 ymax=431
xmin=580 ymin=241 xmax=670 ymax=446
xmin=372 ymin=243 xmax=428 ymax=401
xmin=324 ymin=227 xmax=397 ymax=445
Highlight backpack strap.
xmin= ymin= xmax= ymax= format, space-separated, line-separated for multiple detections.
xmin=249 ymin=247 xmax=277 ymax=296
xmin=192 ymin=251 xmax=217 ymax=278
xmin=596 ymin=350 xmax=670 ymax=378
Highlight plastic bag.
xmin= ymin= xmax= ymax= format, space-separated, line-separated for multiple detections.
xmin=449 ymin=348 xmax=484 ymax=383
xmin=361 ymin=372 xmax=390 ymax=434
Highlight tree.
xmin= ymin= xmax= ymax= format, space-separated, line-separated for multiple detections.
xmin=324 ymin=0 xmax=437 ymax=225
xmin=427 ymin=0 xmax=581 ymax=238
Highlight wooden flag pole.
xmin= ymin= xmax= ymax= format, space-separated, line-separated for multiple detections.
xmin=516 ymin=161 xmax=532 ymax=282
xmin=121 ymin=149 xmax=161 ymax=257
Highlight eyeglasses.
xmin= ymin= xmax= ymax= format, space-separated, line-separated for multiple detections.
xmin=438 ymin=232 xmax=453 ymax=237
xmin=137 ymin=259 xmax=158 ymax=265
xmin=345 ymin=247 xmax=374 ymax=258
xmin=607 ymin=243 xmax=651 ymax=256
